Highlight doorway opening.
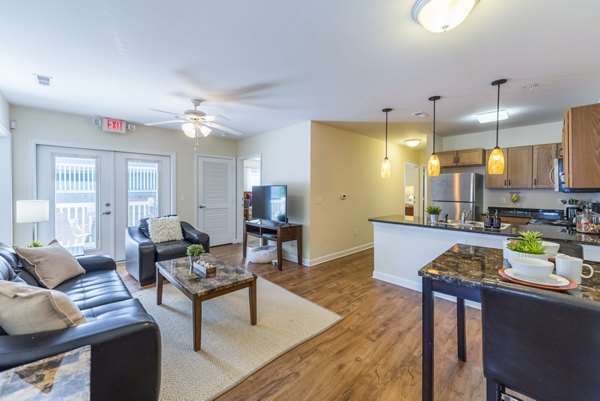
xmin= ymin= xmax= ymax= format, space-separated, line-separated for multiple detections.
xmin=236 ymin=155 xmax=261 ymax=243
xmin=404 ymin=162 xmax=421 ymax=220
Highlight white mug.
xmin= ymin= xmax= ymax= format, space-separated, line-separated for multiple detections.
xmin=555 ymin=254 xmax=594 ymax=285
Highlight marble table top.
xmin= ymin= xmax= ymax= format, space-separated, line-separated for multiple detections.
xmin=156 ymin=254 xmax=256 ymax=297
xmin=0 ymin=346 xmax=90 ymax=401
xmin=419 ymin=244 xmax=600 ymax=302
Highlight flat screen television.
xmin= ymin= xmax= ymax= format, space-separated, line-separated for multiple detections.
xmin=252 ymin=185 xmax=287 ymax=223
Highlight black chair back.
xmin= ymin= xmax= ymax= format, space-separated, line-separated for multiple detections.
xmin=481 ymin=279 xmax=600 ymax=401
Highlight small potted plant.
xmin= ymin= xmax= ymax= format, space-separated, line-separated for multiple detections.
xmin=27 ymin=240 xmax=43 ymax=248
xmin=426 ymin=205 xmax=442 ymax=224
xmin=506 ymin=231 xmax=547 ymax=261
xmin=186 ymin=244 xmax=205 ymax=273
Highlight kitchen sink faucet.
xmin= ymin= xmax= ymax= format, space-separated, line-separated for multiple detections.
xmin=460 ymin=209 xmax=471 ymax=224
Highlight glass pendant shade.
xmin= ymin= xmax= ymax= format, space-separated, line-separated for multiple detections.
xmin=427 ymin=153 xmax=440 ymax=176
xmin=487 ymin=147 xmax=505 ymax=174
xmin=381 ymin=157 xmax=392 ymax=179
xmin=182 ymin=122 xmax=196 ymax=138
xmin=200 ymin=125 xmax=212 ymax=137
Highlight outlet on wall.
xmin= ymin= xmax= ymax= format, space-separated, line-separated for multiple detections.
xmin=499 ymin=196 xmax=506 ymax=204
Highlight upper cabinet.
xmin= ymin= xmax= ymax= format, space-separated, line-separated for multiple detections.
xmin=438 ymin=148 xmax=485 ymax=168
xmin=507 ymin=146 xmax=533 ymax=189
xmin=532 ymin=143 xmax=558 ymax=188
xmin=563 ymin=103 xmax=600 ymax=189
xmin=486 ymin=144 xmax=559 ymax=189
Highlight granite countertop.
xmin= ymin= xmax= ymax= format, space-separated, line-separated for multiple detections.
xmin=368 ymin=214 xmax=600 ymax=247
xmin=418 ymin=244 xmax=600 ymax=302
xmin=0 ymin=346 xmax=90 ymax=401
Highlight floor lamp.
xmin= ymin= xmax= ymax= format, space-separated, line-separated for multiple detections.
xmin=16 ymin=200 xmax=49 ymax=244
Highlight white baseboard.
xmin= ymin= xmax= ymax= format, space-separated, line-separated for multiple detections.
xmin=372 ymin=271 xmax=481 ymax=310
xmin=307 ymin=242 xmax=374 ymax=267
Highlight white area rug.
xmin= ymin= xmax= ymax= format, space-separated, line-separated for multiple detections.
xmin=134 ymin=277 xmax=342 ymax=401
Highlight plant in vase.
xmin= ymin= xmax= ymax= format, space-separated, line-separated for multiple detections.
xmin=27 ymin=240 xmax=43 ymax=248
xmin=186 ymin=244 xmax=205 ymax=273
xmin=506 ymin=231 xmax=547 ymax=261
xmin=426 ymin=205 xmax=442 ymax=224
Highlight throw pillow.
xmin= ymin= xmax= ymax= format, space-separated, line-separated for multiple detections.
xmin=148 ymin=216 xmax=184 ymax=243
xmin=14 ymin=240 xmax=86 ymax=289
xmin=0 ymin=281 xmax=86 ymax=335
xmin=139 ymin=218 xmax=150 ymax=238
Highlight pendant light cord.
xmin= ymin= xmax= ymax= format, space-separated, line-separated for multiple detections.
xmin=495 ymin=82 xmax=500 ymax=148
xmin=385 ymin=110 xmax=389 ymax=158
xmin=432 ymin=98 xmax=436 ymax=152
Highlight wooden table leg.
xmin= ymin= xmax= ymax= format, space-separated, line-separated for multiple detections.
xmin=249 ymin=278 xmax=257 ymax=325
xmin=193 ymin=297 xmax=202 ymax=351
xmin=422 ymin=277 xmax=434 ymax=401
xmin=156 ymin=267 xmax=163 ymax=306
xmin=457 ymin=298 xmax=467 ymax=362
xmin=297 ymin=238 xmax=302 ymax=265
xmin=242 ymin=231 xmax=248 ymax=257
xmin=277 ymin=238 xmax=283 ymax=271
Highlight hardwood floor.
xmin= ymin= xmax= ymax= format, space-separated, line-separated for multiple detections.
xmin=118 ymin=245 xmax=490 ymax=400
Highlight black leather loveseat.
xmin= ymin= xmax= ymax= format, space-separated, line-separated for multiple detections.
xmin=125 ymin=220 xmax=210 ymax=286
xmin=0 ymin=243 xmax=161 ymax=401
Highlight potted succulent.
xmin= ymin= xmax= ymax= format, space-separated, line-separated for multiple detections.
xmin=27 ymin=240 xmax=43 ymax=248
xmin=426 ymin=205 xmax=442 ymax=224
xmin=505 ymin=231 xmax=549 ymax=261
xmin=186 ymin=244 xmax=205 ymax=273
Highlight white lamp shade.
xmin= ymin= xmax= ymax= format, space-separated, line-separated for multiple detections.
xmin=182 ymin=123 xmax=196 ymax=138
xmin=200 ymin=125 xmax=212 ymax=137
xmin=16 ymin=200 xmax=49 ymax=223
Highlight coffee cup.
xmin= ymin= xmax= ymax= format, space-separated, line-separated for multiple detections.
xmin=555 ymin=254 xmax=594 ymax=285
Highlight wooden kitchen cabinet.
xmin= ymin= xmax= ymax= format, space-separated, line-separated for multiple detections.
xmin=486 ymin=146 xmax=533 ymax=189
xmin=532 ymin=143 xmax=558 ymax=188
xmin=563 ymin=103 xmax=600 ymax=188
xmin=438 ymin=148 xmax=485 ymax=168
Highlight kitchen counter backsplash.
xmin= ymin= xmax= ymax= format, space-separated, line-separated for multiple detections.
xmin=368 ymin=215 xmax=600 ymax=247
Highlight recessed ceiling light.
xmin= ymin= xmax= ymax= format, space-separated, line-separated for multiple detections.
xmin=476 ymin=110 xmax=509 ymax=124
xmin=404 ymin=139 xmax=421 ymax=147
xmin=412 ymin=111 xmax=428 ymax=118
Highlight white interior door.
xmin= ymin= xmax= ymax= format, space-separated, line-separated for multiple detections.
xmin=37 ymin=146 xmax=115 ymax=256
xmin=114 ymin=153 xmax=172 ymax=260
xmin=197 ymin=156 xmax=234 ymax=247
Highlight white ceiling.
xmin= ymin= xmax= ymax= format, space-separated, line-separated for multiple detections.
xmin=1 ymin=0 xmax=599 ymax=144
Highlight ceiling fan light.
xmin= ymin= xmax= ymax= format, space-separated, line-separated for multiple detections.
xmin=200 ymin=125 xmax=212 ymax=137
xmin=404 ymin=139 xmax=421 ymax=148
xmin=412 ymin=0 xmax=478 ymax=33
xmin=182 ymin=122 xmax=196 ymax=138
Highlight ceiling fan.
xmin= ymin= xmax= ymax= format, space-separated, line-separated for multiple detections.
xmin=145 ymin=99 xmax=242 ymax=138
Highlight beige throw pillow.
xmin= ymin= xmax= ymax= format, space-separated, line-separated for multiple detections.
xmin=148 ymin=216 xmax=184 ymax=243
xmin=0 ymin=281 xmax=86 ymax=335
xmin=14 ymin=240 xmax=85 ymax=289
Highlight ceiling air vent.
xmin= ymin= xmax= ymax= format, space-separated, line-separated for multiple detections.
xmin=35 ymin=74 xmax=51 ymax=86
xmin=412 ymin=111 xmax=428 ymax=118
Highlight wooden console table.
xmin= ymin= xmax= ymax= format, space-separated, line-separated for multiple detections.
xmin=243 ymin=221 xmax=302 ymax=269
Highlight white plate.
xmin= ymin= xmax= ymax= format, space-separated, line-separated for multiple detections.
xmin=503 ymin=268 xmax=570 ymax=287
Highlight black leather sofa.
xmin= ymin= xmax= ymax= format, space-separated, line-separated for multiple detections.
xmin=0 ymin=243 xmax=161 ymax=401
xmin=125 ymin=220 xmax=210 ymax=285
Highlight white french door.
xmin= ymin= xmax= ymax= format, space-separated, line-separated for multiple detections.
xmin=37 ymin=145 xmax=172 ymax=260
xmin=197 ymin=156 xmax=235 ymax=246
xmin=37 ymin=146 xmax=115 ymax=256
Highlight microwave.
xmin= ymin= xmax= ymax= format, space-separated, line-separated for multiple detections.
xmin=554 ymin=159 xmax=599 ymax=193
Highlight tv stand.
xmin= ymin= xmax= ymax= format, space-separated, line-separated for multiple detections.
xmin=243 ymin=221 xmax=303 ymax=270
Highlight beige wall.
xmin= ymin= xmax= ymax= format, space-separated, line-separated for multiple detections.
xmin=10 ymin=105 xmax=236 ymax=245
xmin=310 ymin=122 xmax=423 ymax=262
xmin=0 ymin=92 xmax=12 ymax=243
xmin=237 ymin=121 xmax=311 ymax=261
xmin=439 ymin=121 xmax=600 ymax=209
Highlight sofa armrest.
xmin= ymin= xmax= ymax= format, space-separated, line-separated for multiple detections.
xmin=125 ymin=227 xmax=157 ymax=285
xmin=181 ymin=221 xmax=210 ymax=251
xmin=76 ymin=255 xmax=116 ymax=273
xmin=0 ymin=315 xmax=161 ymax=400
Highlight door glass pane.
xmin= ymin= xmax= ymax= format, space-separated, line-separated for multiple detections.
xmin=54 ymin=156 xmax=97 ymax=254
xmin=128 ymin=160 xmax=159 ymax=226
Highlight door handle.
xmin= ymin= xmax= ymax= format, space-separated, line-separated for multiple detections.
xmin=198 ymin=205 xmax=206 ymax=209
xmin=101 ymin=211 xmax=111 ymax=215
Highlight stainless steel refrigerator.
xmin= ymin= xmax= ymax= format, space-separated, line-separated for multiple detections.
xmin=431 ymin=173 xmax=483 ymax=221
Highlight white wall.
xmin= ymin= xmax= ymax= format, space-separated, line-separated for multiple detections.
xmin=10 ymin=105 xmax=237 ymax=246
xmin=440 ymin=121 xmax=600 ymax=210
xmin=237 ymin=121 xmax=311 ymax=262
xmin=0 ymin=92 xmax=12 ymax=244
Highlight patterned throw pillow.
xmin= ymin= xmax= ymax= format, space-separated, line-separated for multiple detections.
xmin=148 ymin=216 xmax=184 ymax=243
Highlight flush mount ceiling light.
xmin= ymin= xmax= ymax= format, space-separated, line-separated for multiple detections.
xmin=427 ymin=96 xmax=441 ymax=177
xmin=476 ymin=110 xmax=509 ymax=123
xmin=404 ymin=139 xmax=421 ymax=148
xmin=488 ymin=79 xmax=508 ymax=175
xmin=412 ymin=0 xmax=479 ymax=33
xmin=381 ymin=108 xmax=393 ymax=179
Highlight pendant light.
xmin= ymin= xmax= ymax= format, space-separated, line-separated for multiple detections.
xmin=381 ymin=108 xmax=392 ymax=179
xmin=487 ymin=79 xmax=507 ymax=175
xmin=427 ymin=96 xmax=441 ymax=177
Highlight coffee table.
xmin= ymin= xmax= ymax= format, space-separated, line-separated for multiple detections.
xmin=155 ymin=254 xmax=257 ymax=351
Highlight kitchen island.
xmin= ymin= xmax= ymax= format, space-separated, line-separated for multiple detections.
xmin=369 ymin=214 xmax=600 ymax=296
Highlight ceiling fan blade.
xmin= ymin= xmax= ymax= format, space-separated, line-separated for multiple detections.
xmin=201 ymin=121 xmax=242 ymax=136
xmin=144 ymin=120 xmax=183 ymax=126
xmin=200 ymin=116 xmax=217 ymax=122
xmin=149 ymin=108 xmax=181 ymax=116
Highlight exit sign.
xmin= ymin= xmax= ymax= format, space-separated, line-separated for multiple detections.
xmin=102 ymin=118 xmax=127 ymax=134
